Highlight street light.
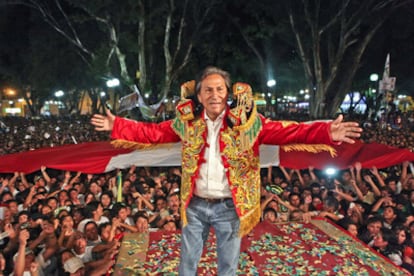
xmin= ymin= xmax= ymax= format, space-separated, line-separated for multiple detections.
xmin=54 ymin=90 xmax=64 ymax=97
xmin=266 ymin=79 xmax=276 ymax=117
xmin=106 ymin=78 xmax=120 ymax=88
xmin=105 ymin=78 xmax=120 ymax=113
xmin=5 ymin=88 xmax=16 ymax=97
xmin=369 ymin=73 xmax=380 ymax=117
xmin=370 ymin=73 xmax=379 ymax=82
xmin=267 ymin=79 xmax=276 ymax=88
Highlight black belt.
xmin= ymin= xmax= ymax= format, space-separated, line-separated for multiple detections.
xmin=193 ymin=195 xmax=232 ymax=204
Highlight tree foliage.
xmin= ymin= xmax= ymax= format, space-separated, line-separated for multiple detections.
xmin=284 ymin=0 xmax=411 ymax=118
xmin=0 ymin=0 xmax=412 ymax=119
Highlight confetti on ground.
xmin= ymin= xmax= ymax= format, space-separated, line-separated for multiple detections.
xmin=114 ymin=220 xmax=408 ymax=275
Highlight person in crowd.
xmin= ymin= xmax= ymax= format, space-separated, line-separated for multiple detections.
xmin=5 ymin=70 xmax=414 ymax=273
xmin=60 ymin=248 xmax=115 ymax=276
xmin=132 ymin=189 xmax=154 ymax=214
xmin=77 ymin=201 xmax=109 ymax=233
xmin=61 ymin=251 xmax=85 ymax=276
xmin=56 ymin=190 xmax=70 ymax=207
xmin=87 ymin=182 xmax=102 ymax=202
xmin=338 ymin=218 xmax=359 ymax=237
xmin=27 ymin=215 xmax=59 ymax=275
xmin=83 ymin=221 xmax=101 ymax=246
xmin=373 ymin=227 xmax=404 ymax=267
xmin=71 ymin=232 xmax=94 ymax=265
xmin=134 ymin=211 xmax=150 ymax=233
xmin=302 ymin=196 xmax=344 ymax=223
xmin=13 ymin=229 xmax=40 ymax=276
xmin=110 ymin=203 xmax=136 ymax=234
xmin=262 ymin=208 xmax=278 ymax=224
xmin=100 ymin=191 xmax=114 ymax=211
xmin=71 ymin=207 xmax=86 ymax=230
xmin=99 ymin=222 xmax=114 ymax=241
xmin=149 ymin=196 xmax=168 ymax=228
xmin=68 ymin=188 xmax=82 ymax=206
xmin=382 ymin=205 xmax=405 ymax=230
xmin=161 ymin=218 xmax=178 ymax=232
xmin=261 ymin=195 xmax=280 ymax=220
xmin=358 ymin=216 xmax=384 ymax=246
xmin=0 ymin=252 xmax=5 ymax=276
xmin=91 ymin=66 xmax=362 ymax=275
xmin=58 ymin=215 xmax=76 ymax=250
xmin=155 ymin=193 xmax=181 ymax=229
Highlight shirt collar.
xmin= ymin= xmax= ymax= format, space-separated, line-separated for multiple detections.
xmin=203 ymin=109 xmax=226 ymax=122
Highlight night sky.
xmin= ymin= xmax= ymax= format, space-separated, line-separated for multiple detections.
xmin=0 ymin=2 xmax=413 ymax=94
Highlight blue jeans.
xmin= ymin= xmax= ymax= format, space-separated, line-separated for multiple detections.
xmin=179 ymin=196 xmax=241 ymax=276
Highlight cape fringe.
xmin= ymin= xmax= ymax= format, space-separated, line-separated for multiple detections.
xmin=239 ymin=204 xmax=261 ymax=237
xmin=181 ymin=204 xmax=188 ymax=228
xmin=234 ymin=104 xmax=257 ymax=132
xmin=111 ymin=139 xmax=168 ymax=151
xmin=281 ymin=144 xmax=337 ymax=157
xmin=233 ymin=107 xmax=262 ymax=151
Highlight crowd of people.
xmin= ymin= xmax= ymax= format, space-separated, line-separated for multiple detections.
xmin=0 ymin=113 xmax=414 ymax=275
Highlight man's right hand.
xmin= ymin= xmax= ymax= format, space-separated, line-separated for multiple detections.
xmin=91 ymin=109 xmax=115 ymax=132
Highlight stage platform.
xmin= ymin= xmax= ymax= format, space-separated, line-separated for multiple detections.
xmin=113 ymin=219 xmax=408 ymax=275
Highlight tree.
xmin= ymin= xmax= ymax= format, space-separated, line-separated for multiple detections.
xmin=0 ymin=0 xmax=219 ymax=119
xmin=285 ymin=0 xmax=410 ymax=118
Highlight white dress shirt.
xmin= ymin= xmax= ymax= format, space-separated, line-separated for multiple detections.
xmin=194 ymin=110 xmax=232 ymax=199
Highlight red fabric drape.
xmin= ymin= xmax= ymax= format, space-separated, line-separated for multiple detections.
xmin=280 ymin=140 xmax=414 ymax=170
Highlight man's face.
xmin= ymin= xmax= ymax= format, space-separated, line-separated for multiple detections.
xmin=100 ymin=225 xmax=111 ymax=242
xmin=342 ymin=171 xmax=351 ymax=182
xmin=289 ymin=195 xmax=301 ymax=207
xmin=367 ymin=221 xmax=382 ymax=236
xmin=156 ymin=199 xmax=167 ymax=211
xmin=136 ymin=217 xmax=149 ymax=233
xmin=41 ymin=221 xmax=55 ymax=235
xmin=37 ymin=178 xmax=46 ymax=187
xmin=70 ymin=190 xmax=78 ymax=199
xmin=118 ymin=208 xmax=127 ymax=221
xmin=168 ymin=195 xmax=180 ymax=212
xmin=101 ymin=195 xmax=111 ymax=207
xmin=8 ymin=202 xmax=18 ymax=215
xmin=197 ymin=74 xmax=228 ymax=121
xmin=387 ymin=181 xmax=397 ymax=192
xmin=59 ymin=192 xmax=69 ymax=201
xmin=74 ymin=236 xmax=87 ymax=253
xmin=18 ymin=214 xmax=28 ymax=224
xmin=89 ymin=183 xmax=100 ymax=194
xmin=383 ymin=207 xmax=396 ymax=220
xmin=163 ymin=221 xmax=177 ymax=232
xmin=85 ymin=224 xmax=99 ymax=241
xmin=264 ymin=211 xmax=277 ymax=223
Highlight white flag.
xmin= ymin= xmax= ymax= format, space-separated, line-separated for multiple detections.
xmin=379 ymin=77 xmax=396 ymax=91
xmin=118 ymin=91 xmax=140 ymax=113
xmin=379 ymin=53 xmax=396 ymax=93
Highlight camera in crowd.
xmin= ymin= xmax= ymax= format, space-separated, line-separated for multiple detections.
xmin=19 ymin=222 xmax=30 ymax=230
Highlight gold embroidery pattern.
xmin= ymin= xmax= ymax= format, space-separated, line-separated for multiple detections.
xmin=282 ymin=144 xmax=337 ymax=157
xmin=181 ymin=119 xmax=206 ymax=175
xmin=172 ymin=104 xmax=262 ymax=236
xmin=278 ymin=120 xmax=299 ymax=128
xmin=221 ymin=127 xmax=261 ymax=236
xmin=172 ymin=117 xmax=206 ymax=227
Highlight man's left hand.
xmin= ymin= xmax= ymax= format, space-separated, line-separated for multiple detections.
xmin=330 ymin=114 xmax=362 ymax=144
